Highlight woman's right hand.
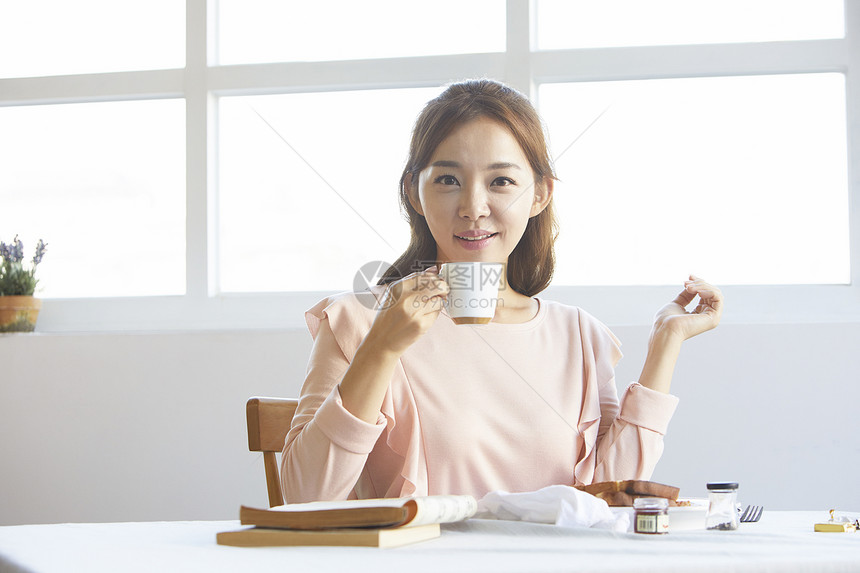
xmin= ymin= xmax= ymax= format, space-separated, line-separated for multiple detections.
xmin=363 ymin=266 xmax=450 ymax=358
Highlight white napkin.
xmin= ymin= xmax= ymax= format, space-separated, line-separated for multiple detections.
xmin=475 ymin=485 xmax=630 ymax=533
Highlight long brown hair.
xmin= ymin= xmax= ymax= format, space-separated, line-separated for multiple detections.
xmin=379 ymin=79 xmax=559 ymax=296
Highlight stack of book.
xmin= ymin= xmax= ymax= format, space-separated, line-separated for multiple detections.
xmin=217 ymin=494 xmax=478 ymax=548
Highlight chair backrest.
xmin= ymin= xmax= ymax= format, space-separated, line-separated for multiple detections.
xmin=246 ymin=396 xmax=299 ymax=507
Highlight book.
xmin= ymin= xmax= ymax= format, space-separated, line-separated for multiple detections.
xmin=217 ymin=494 xmax=477 ymax=547
xmin=216 ymin=523 xmax=441 ymax=548
xmin=238 ymin=494 xmax=477 ymax=530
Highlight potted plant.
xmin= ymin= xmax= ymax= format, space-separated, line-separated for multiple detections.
xmin=0 ymin=235 xmax=47 ymax=332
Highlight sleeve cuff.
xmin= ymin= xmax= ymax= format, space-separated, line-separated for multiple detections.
xmin=314 ymin=387 xmax=386 ymax=454
xmin=617 ymin=382 xmax=679 ymax=435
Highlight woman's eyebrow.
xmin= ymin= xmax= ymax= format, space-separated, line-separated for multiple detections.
xmin=429 ymin=160 xmax=522 ymax=170
xmin=430 ymin=160 xmax=461 ymax=168
xmin=487 ymin=162 xmax=522 ymax=170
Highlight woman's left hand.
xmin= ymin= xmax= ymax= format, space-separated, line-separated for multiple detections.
xmin=651 ymin=275 xmax=724 ymax=343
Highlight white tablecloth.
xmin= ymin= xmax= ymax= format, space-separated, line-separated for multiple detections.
xmin=0 ymin=512 xmax=858 ymax=573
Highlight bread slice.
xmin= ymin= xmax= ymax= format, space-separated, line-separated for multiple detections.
xmin=576 ymin=480 xmax=681 ymax=506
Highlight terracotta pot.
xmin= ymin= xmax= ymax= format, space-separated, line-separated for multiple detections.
xmin=0 ymin=296 xmax=42 ymax=333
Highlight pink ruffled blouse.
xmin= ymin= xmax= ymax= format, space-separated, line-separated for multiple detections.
xmin=281 ymin=289 xmax=679 ymax=503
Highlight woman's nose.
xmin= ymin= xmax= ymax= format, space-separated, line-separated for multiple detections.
xmin=458 ymin=184 xmax=491 ymax=220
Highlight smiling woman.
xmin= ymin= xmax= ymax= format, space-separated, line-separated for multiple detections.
xmin=404 ymin=116 xmax=553 ymax=323
xmin=407 ymin=119 xmax=550 ymax=267
xmin=280 ymin=79 xmax=724 ymax=505
xmin=383 ymin=80 xmax=558 ymax=297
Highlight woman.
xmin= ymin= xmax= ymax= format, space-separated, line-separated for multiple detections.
xmin=281 ymin=79 xmax=723 ymax=503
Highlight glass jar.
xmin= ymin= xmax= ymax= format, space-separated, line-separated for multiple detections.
xmin=634 ymin=497 xmax=670 ymax=534
xmin=706 ymin=482 xmax=740 ymax=530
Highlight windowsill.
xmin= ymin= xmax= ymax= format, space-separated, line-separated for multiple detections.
xmin=17 ymin=283 xmax=860 ymax=334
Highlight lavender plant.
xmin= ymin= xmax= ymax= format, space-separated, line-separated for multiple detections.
xmin=0 ymin=236 xmax=47 ymax=296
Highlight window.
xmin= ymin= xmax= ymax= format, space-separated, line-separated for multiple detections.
xmin=536 ymin=0 xmax=844 ymax=49
xmin=540 ymin=73 xmax=849 ymax=286
xmin=0 ymin=1 xmax=184 ymax=78
xmin=218 ymin=87 xmax=439 ymax=292
xmin=0 ymin=100 xmax=186 ymax=298
xmin=218 ymin=0 xmax=506 ymax=64
xmin=1 ymin=0 xmax=857 ymax=330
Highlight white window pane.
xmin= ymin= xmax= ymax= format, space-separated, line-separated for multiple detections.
xmin=218 ymin=87 xmax=441 ymax=293
xmin=0 ymin=0 xmax=184 ymax=78
xmin=217 ymin=0 xmax=505 ymax=64
xmin=539 ymin=74 xmax=849 ymax=286
xmin=537 ymin=0 xmax=844 ymax=50
xmin=0 ymin=100 xmax=186 ymax=297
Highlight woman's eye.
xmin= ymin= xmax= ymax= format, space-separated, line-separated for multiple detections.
xmin=491 ymin=176 xmax=516 ymax=187
xmin=434 ymin=175 xmax=459 ymax=186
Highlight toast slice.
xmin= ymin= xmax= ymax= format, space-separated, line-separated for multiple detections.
xmin=576 ymin=480 xmax=681 ymax=506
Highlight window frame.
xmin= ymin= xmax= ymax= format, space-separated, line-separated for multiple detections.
xmin=1 ymin=0 xmax=857 ymax=332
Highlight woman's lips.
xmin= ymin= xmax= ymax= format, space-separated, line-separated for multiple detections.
xmin=455 ymin=231 xmax=498 ymax=251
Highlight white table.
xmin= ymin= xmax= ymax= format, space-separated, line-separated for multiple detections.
xmin=1 ymin=512 xmax=858 ymax=573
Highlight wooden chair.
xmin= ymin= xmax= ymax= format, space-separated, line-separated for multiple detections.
xmin=246 ymin=397 xmax=299 ymax=507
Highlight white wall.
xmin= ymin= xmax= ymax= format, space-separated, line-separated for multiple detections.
xmin=1 ymin=320 xmax=858 ymax=526
xmin=0 ymin=329 xmax=311 ymax=525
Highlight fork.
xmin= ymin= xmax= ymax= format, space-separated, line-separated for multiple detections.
xmin=740 ymin=505 xmax=764 ymax=523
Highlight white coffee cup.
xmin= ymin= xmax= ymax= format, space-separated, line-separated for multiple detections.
xmin=438 ymin=262 xmax=503 ymax=325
